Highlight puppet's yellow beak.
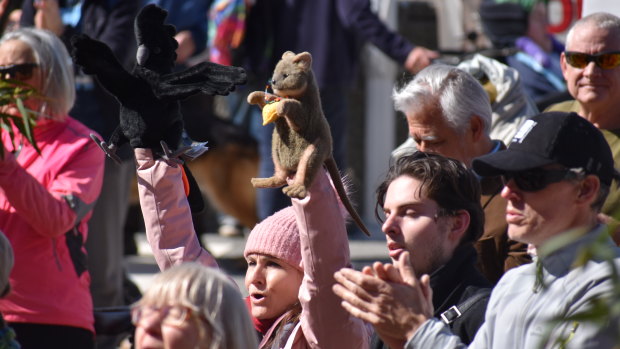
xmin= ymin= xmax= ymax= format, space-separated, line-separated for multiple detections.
xmin=262 ymin=101 xmax=280 ymax=125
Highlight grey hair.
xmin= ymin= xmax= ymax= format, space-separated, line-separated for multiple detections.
xmin=393 ymin=64 xmax=492 ymax=135
xmin=566 ymin=12 xmax=620 ymax=48
xmin=136 ymin=262 xmax=258 ymax=349
xmin=0 ymin=28 xmax=75 ymax=120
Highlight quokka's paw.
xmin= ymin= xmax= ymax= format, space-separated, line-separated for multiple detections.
xmin=251 ymin=176 xmax=286 ymax=188
xmin=283 ymin=184 xmax=307 ymax=199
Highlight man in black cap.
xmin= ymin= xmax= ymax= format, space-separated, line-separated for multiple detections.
xmin=334 ymin=111 xmax=620 ymax=349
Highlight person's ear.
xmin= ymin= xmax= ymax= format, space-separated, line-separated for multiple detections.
xmin=560 ymin=51 xmax=569 ymax=80
xmin=576 ymin=175 xmax=600 ymax=206
xmin=468 ymin=115 xmax=484 ymax=143
xmin=447 ymin=209 xmax=470 ymax=244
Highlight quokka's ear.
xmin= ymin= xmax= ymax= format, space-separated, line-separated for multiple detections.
xmin=293 ymin=52 xmax=312 ymax=70
xmin=282 ymin=51 xmax=295 ymax=59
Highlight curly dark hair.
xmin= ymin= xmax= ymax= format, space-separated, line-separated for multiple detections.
xmin=376 ymin=152 xmax=485 ymax=245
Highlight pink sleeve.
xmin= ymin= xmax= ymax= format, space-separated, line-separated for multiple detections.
xmin=134 ymin=148 xmax=218 ymax=271
xmin=292 ymin=168 xmax=370 ymax=348
xmin=0 ymin=144 xmax=104 ymax=237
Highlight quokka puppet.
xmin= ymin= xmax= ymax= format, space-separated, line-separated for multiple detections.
xmin=247 ymin=51 xmax=371 ymax=236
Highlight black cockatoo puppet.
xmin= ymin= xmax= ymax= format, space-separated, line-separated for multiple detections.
xmin=71 ymin=4 xmax=247 ymax=212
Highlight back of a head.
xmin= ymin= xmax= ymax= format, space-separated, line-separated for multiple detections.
xmin=0 ymin=27 xmax=75 ymax=119
xmin=376 ymin=152 xmax=485 ymax=244
xmin=139 ymin=262 xmax=258 ymax=349
xmin=393 ymin=64 xmax=492 ymax=136
xmin=479 ymin=0 xmax=531 ymax=48
xmin=566 ymin=12 xmax=620 ymax=48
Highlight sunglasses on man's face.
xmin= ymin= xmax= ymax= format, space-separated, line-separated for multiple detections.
xmin=564 ymin=51 xmax=620 ymax=70
xmin=501 ymin=167 xmax=583 ymax=192
xmin=0 ymin=63 xmax=38 ymax=81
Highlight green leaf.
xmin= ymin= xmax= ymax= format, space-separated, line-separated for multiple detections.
xmin=15 ymin=98 xmax=40 ymax=154
xmin=0 ymin=79 xmax=42 ymax=158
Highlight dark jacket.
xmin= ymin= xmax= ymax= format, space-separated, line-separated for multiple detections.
xmin=21 ymin=0 xmax=139 ymax=141
xmin=241 ymin=0 xmax=414 ymax=89
xmin=371 ymin=243 xmax=491 ymax=347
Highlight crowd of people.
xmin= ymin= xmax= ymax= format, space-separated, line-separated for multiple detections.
xmin=0 ymin=0 xmax=618 ymax=348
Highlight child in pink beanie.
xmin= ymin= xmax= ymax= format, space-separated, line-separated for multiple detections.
xmin=134 ymin=148 xmax=368 ymax=348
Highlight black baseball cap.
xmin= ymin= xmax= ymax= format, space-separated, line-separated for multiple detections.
xmin=473 ymin=112 xmax=615 ymax=186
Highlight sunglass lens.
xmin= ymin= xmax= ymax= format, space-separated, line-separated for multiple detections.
xmin=13 ymin=65 xmax=34 ymax=80
xmin=0 ymin=64 xmax=35 ymax=80
xmin=566 ymin=52 xmax=588 ymax=68
xmin=598 ymin=53 xmax=620 ymax=69
xmin=514 ymin=173 xmax=543 ymax=192
xmin=503 ymin=170 xmax=546 ymax=192
xmin=566 ymin=52 xmax=620 ymax=70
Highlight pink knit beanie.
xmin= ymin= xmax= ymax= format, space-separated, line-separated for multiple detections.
xmin=243 ymin=206 xmax=302 ymax=271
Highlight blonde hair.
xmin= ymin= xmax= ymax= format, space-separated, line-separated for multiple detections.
xmin=137 ymin=262 xmax=258 ymax=349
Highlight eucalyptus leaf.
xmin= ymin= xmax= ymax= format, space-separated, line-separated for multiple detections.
xmin=0 ymin=79 xmax=41 ymax=158
xmin=16 ymin=97 xmax=39 ymax=153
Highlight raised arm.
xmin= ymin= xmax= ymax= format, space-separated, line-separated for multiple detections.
xmin=0 ymin=131 xmax=104 ymax=237
xmin=134 ymin=148 xmax=217 ymax=271
xmin=290 ymin=168 xmax=369 ymax=348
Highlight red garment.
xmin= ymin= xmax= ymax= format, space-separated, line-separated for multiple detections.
xmin=245 ymin=296 xmax=277 ymax=335
xmin=0 ymin=117 xmax=104 ymax=332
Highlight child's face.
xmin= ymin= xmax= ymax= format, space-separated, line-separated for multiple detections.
xmin=245 ymin=253 xmax=303 ymax=320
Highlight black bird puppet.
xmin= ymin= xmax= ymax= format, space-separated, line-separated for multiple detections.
xmin=71 ymin=4 xmax=247 ymax=211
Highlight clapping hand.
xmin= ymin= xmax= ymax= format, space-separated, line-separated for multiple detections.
xmin=332 ymin=251 xmax=434 ymax=348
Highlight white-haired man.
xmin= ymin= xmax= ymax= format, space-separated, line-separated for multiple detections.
xmin=392 ymin=64 xmax=530 ymax=283
xmin=548 ymin=12 xmax=620 ymax=236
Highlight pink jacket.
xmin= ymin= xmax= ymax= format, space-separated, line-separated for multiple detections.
xmin=135 ymin=148 xmax=369 ymax=348
xmin=0 ymin=117 xmax=104 ymax=332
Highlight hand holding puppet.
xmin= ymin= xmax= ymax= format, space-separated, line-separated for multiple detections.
xmin=248 ymin=51 xmax=371 ymax=236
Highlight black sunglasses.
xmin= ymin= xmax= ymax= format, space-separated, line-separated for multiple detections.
xmin=0 ymin=63 xmax=38 ymax=81
xmin=502 ymin=167 xmax=583 ymax=192
xmin=564 ymin=51 xmax=620 ymax=70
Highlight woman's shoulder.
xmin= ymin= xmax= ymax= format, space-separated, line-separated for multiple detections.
xmin=37 ymin=117 xmax=104 ymax=169
xmin=62 ymin=116 xmax=101 ymax=142
xmin=48 ymin=116 xmax=103 ymax=156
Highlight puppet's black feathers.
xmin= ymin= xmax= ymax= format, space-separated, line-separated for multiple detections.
xmin=71 ymin=4 xmax=247 ymax=158
xmin=71 ymin=4 xmax=246 ymax=213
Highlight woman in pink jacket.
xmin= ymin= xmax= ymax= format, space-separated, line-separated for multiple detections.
xmin=0 ymin=28 xmax=104 ymax=348
xmin=134 ymin=147 xmax=369 ymax=348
